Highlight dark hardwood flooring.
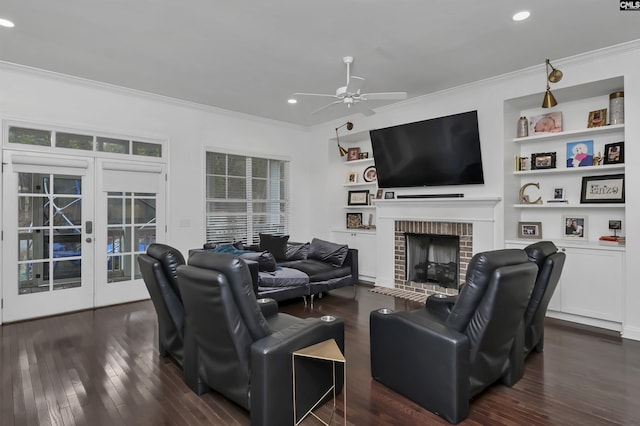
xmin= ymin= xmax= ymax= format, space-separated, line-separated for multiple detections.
xmin=2 ymin=284 xmax=640 ymax=425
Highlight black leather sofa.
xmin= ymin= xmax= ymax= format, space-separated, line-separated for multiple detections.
xmin=177 ymin=251 xmax=345 ymax=426
xmin=198 ymin=236 xmax=359 ymax=304
xmin=370 ymin=249 xmax=538 ymax=424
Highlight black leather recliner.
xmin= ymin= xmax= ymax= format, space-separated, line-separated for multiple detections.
xmin=523 ymin=241 xmax=566 ymax=356
xmin=177 ymin=251 xmax=345 ymax=426
xmin=370 ymin=249 xmax=538 ymax=424
xmin=138 ymin=243 xmax=186 ymax=366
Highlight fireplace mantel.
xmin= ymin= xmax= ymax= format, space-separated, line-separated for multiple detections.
xmin=374 ymin=196 xmax=502 ymax=288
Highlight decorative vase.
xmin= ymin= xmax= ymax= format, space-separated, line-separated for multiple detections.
xmin=609 ymin=91 xmax=624 ymax=125
xmin=517 ymin=116 xmax=529 ymax=138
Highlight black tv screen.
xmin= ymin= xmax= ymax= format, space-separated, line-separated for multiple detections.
xmin=370 ymin=111 xmax=485 ymax=188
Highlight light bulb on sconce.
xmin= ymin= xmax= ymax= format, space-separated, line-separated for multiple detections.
xmin=335 ymin=121 xmax=353 ymax=156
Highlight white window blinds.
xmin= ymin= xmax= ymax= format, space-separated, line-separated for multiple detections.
xmin=205 ymin=152 xmax=289 ymax=245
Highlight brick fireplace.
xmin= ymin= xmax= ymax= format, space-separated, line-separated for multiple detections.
xmin=394 ymin=220 xmax=473 ymax=297
xmin=374 ymin=196 xmax=501 ymax=295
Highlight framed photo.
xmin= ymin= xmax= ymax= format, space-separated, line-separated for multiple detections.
xmin=347 ymin=147 xmax=360 ymax=161
xmin=529 ymin=112 xmax=562 ymax=134
xmin=368 ymin=193 xmax=376 ymax=205
xmin=603 ymin=142 xmax=624 ymax=164
xmin=580 ymin=174 xmax=625 ymax=204
xmin=384 ymin=191 xmax=395 ymax=199
xmin=348 ymin=189 xmax=369 ymax=205
xmin=563 ymin=216 xmax=588 ymax=239
xmin=531 ymin=152 xmax=556 ymax=170
xmin=376 ymin=189 xmax=384 ymax=199
xmin=347 ymin=172 xmax=358 ymax=183
xmin=346 ymin=213 xmax=363 ymax=229
xmin=363 ymin=166 xmax=377 ymax=182
xmin=566 ymin=140 xmax=594 ymax=167
xmin=518 ymin=221 xmax=542 ymax=239
xmin=552 ymin=187 xmax=565 ymax=200
xmin=609 ymin=220 xmax=622 ymax=230
xmin=358 ymin=152 xmax=369 ymax=159
xmin=587 ymin=108 xmax=607 ymax=128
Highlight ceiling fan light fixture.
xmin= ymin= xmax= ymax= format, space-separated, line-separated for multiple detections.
xmin=512 ymin=10 xmax=530 ymax=21
xmin=287 ymin=98 xmax=297 ymax=104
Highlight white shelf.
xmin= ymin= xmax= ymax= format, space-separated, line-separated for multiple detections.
xmin=512 ymin=124 xmax=624 ymax=144
xmin=344 ymin=158 xmax=374 ymax=165
xmin=344 ymin=205 xmax=376 ymax=209
xmin=343 ymin=182 xmax=377 ymax=187
xmin=505 ymin=239 xmax=626 ymax=251
xmin=514 ymin=164 xmax=624 ymax=175
xmin=333 ymin=228 xmax=377 ymax=235
xmin=513 ymin=203 xmax=624 ymax=209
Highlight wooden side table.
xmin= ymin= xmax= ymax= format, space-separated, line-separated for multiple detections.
xmin=292 ymin=338 xmax=346 ymax=425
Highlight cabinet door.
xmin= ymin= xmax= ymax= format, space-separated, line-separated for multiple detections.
xmin=558 ymin=246 xmax=623 ymax=322
xmin=332 ymin=231 xmax=377 ymax=281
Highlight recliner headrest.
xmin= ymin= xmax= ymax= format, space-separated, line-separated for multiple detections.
xmin=147 ymin=243 xmax=186 ymax=293
xmin=524 ymin=241 xmax=558 ymax=266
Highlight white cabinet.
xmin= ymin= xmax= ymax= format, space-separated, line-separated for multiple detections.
xmin=332 ymin=230 xmax=377 ymax=282
xmin=505 ymin=240 xmax=624 ymax=331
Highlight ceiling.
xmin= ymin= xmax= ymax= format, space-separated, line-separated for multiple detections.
xmin=1 ymin=1 xmax=639 ymax=127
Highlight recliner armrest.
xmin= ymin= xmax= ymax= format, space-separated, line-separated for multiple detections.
xmin=345 ymin=248 xmax=359 ymax=283
xmin=425 ymin=294 xmax=458 ymax=321
xmin=250 ymin=317 xmax=345 ymax=426
xmin=257 ymin=298 xmax=279 ymax=318
xmin=370 ymin=309 xmax=470 ymax=424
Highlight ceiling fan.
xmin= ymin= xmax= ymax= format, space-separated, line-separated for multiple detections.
xmin=292 ymin=56 xmax=407 ymax=116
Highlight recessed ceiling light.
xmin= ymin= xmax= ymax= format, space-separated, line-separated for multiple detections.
xmin=0 ymin=18 xmax=15 ymax=28
xmin=287 ymin=98 xmax=297 ymax=104
xmin=512 ymin=10 xmax=530 ymax=21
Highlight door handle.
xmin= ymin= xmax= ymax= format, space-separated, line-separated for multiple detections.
xmin=86 ymin=238 xmax=92 ymax=243
xmin=85 ymin=221 xmax=93 ymax=234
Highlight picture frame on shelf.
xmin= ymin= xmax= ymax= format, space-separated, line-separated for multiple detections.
xmin=347 ymin=172 xmax=358 ymax=183
xmin=363 ymin=166 xmax=377 ymax=182
xmin=347 ymin=147 xmax=361 ymax=161
xmin=376 ymin=189 xmax=384 ymax=199
xmin=609 ymin=220 xmax=622 ymax=230
xmin=348 ymin=189 xmax=369 ymax=205
xmin=603 ymin=142 xmax=624 ymax=164
xmin=551 ymin=187 xmax=566 ymax=201
xmin=566 ymin=140 xmax=594 ymax=168
xmin=580 ymin=174 xmax=625 ymax=204
xmin=346 ymin=213 xmax=363 ymax=229
xmin=518 ymin=221 xmax=542 ymax=239
xmin=358 ymin=152 xmax=369 ymax=159
xmin=384 ymin=191 xmax=395 ymax=199
xmin=587 ymin=108 xmax=607 ymax=128
xmin=368 ymin=193 xmax=376 ymax=205
xmin=529 ymin=111 xmax=562 ymax=134
xmin=531 ymin=152 xmax=556 ymax=170
xmin=563 ymin=216 xmax=588 ymax=240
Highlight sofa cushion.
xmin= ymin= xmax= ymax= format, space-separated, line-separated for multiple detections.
xmin=286 ymin=242 xmax=310 ymax=261
xmin=258 ymin=267 xmax=309 ymax=288
xmin=279 ymin=259 xmax=351 ymax=282
xmin=208 ymin=243 xmax=276 ymax=272
xmin=307 ymin=238 xmax=348 ymax=267
xmin=259 ymin=234 xmax=289 ymax=261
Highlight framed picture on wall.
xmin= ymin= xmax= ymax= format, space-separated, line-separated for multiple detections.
xmin=580 ymin=174 xmax=625 ymax=204
xmin=563 ymin=216 xmax=588 ymax=239
xmin=346 ymin=213 xmax=363 ymax=229
xmin=603 ymin=142 xmax=624 ymax=164
xmin=348 ymin=190 xmax=369 ymax=205
xmin=517 ymin=221 xmax=542 ymax=239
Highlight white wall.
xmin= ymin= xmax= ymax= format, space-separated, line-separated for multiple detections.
xmin=0 ymin=64 xmax=315 ymax=258
xmin=308 ymin=41 xmax=640 ymax=340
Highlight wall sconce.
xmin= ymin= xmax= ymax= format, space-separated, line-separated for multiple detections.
xmin=335 ymin=121 xmax=353 ymax=156
xmin=542 ymin=59 xmax=563 ymax=108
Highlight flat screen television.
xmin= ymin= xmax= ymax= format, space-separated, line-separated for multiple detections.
xmin=370 ymin=110 xmax=485 ymax=188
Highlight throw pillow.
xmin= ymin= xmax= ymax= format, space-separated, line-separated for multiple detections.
xmin=259 ymin=233 xmax=289 ymax=261
xmin=286 ymin=242 xmax=310 ymax=261
xmin=307 ymin=238 xmax=348 ymax=267
xmin=239 ymin=251 xmax=277 ymax=272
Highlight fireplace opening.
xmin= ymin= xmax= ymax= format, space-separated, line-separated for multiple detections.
xmin=405 ymin=233 xmax=460 ymax=289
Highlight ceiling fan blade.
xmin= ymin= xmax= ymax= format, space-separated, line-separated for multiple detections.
xmin=292 ymin=92 xmax=338 ymax=98
xmin=311 ymin=100 xmax=342 ymax=114
xmin=361 ymin=91 xmax=407 ymax=101
xmin=346 ymin=76 xmax=365 ymax=94
xmin=352 ymin=101 xmax=376 ymax=116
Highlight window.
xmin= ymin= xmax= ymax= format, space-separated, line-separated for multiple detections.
xmin=205 ymin=152 xmax=289 ymax=245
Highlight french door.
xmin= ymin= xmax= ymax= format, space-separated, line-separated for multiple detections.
xmin=2 ymin=151 xmax=165 ymax=322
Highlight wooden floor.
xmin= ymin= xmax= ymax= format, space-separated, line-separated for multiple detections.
xmin=2 ymin=284 xmax=640 ymax=425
